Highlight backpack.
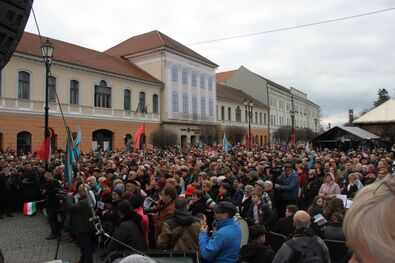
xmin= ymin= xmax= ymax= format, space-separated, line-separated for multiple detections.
xmin=287 ymin=236 xmax=324 ymax=263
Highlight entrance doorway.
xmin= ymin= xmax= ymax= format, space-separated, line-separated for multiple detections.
xmin=17 ymin=131 xmax=31 ymax=154
xmin=190 ymin=135 xmax=197 ymax=146
xmin=181 ymin=135 xmax=187 ymax=148
xmin=92 ymin=129 xmax=113 ymax=151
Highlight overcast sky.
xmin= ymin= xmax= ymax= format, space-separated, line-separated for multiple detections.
xmin=25 ymin=0 xmax=395 ymax=128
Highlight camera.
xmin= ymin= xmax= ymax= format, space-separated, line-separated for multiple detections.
xmin=201 ymin=192 xmax=216 ymax=209
xmin=143 ymin=205 xmax=161 ymax=215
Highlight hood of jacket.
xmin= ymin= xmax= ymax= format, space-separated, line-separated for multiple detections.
xmin=167 ymin=209 xmax=197 ymax=228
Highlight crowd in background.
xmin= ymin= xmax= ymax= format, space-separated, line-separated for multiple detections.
xmin=0 ymin=143 xmax=394 ymax=263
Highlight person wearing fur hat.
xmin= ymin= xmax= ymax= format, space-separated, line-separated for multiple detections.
xmin=319 ymin=173 xmax=341 ymax=201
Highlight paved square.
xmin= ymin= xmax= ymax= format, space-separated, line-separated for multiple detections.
xmin=0 ymin=211 xmax=102 ymax=263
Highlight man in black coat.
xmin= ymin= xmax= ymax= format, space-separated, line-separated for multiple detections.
xmin=0 ymin=170 xmax=14 ymax=218
xmin=42 ymin=172 xmax=61 ymax=239
xmin=240 ymin=225 xmax=275 ymax=263
xmin=273 ymin=205 xmax=297 ymax=237
xmin=106 ymin=200 xmax=146 ymax=255
xmin=67 ymin=184 xmax=95 ymax=263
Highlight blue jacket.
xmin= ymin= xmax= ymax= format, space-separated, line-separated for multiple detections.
xmin=199 ymin=218 xmax=242 ymax=263
xmin=277 ymin=171 xmax=299 ymax=201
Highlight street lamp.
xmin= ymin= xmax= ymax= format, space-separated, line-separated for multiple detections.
xmin=290 ymin=109 xmax=295 ymax=144
xmin=41 ymin=38 xmax=54 ymax=171
xmin=244 ymin=99 xmax=254 ymax=149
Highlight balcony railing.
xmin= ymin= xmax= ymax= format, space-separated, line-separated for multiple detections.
xmin=168 ymin=112 xmax=216 ymax=122
xmin=0 ymin=97 xmax=160 ymax=121
xmin=219 ymin=120 xmax=266 ymax=128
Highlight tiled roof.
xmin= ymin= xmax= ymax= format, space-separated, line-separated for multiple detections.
xmin=16 ymin=32 xmax=162 ymax=84
xmin=216 ymin=83 xmax=268 ymax=109
xmin=105 ymin=30 xmax=218 ymax=67
xmin=216 ymin=70 xmax=237 ymax=82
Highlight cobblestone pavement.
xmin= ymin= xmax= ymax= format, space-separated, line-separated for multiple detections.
xmin=0 ymin=211 xmax=102 ymax=263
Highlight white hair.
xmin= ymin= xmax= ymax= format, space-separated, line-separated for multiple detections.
xmin=119 ymin=254 xmax=157 ymax=263
xmin=344 ymin=176 xmax=395 ymax=263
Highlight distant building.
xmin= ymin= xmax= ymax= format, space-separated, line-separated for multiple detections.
xmin=216 ymin=83 xmax=269 ymax=145
xmin=217 ymin=66 xmax=320 ymax=143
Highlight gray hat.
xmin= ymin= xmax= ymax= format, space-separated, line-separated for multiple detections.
xmin=255 ymin=179 xmax=265 ymax=186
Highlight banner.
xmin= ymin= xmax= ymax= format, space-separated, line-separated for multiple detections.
xmin=64 ymin=131 xmax=74 ymax=188
xmin=133 ymin=124 xmax=145 ymax=150
xmin=37 ymin=128 xmax=55 ymax=161
xmin=223 ymin=131 xmax=229 ymax=153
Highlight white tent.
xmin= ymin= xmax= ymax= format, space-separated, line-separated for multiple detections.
xmin=353 ymin=99 xmax=395 ymax=124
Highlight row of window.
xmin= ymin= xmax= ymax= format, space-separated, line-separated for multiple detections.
xmin=16 ymin=71 xmax=159 ymax=112
xmin=172 ymin=92 xmax=214 ymax=116
xmin=171 ymin=65 xmax=213 ymax=90
xmin=219 ymin=106 xmax=267 ymax=124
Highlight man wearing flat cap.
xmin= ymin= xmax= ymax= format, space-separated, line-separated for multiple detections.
xmin=199 ymin=201 xmax=241 ymax=263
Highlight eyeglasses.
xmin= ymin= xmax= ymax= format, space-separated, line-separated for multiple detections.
xmin=374 ymin=173 xmax=395 ymax=195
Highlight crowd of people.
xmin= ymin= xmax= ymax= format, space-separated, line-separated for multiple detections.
xmin=0 ymin=143 xmax=394 ymax=263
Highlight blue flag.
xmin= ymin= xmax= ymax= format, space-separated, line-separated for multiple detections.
xmin=223 ymin=131 xmax=229 ymax=153
xmin=72 ymin=125 xmax=81 ymax=160
xmin=64 ymin=132 xmax=75 ymax=188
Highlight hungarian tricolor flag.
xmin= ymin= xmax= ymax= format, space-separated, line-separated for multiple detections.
xmin=23 ymin=202 xmax=36 ymax=216
xmin=133 ymin=124 xmax=145 ymax=150
xmin=37 ymin=128 xmax=55 ymax=161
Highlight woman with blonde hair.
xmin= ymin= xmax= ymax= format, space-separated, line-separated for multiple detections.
xmin=344 ymin=174 xmax=395 ymax=263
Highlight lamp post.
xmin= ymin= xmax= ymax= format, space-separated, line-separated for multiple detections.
xmin=41 ymin=38 xmax=54 ymax=171
xmin=244 ymin=99 xmax=254 ymax=149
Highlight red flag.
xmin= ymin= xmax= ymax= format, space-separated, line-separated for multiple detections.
xmin=133 ymin=124 xmax=145 ymax=150
xmin=37 ymin=128 xmax=55 ymax=160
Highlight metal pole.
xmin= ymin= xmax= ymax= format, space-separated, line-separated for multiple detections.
xmin=248 ymin=106 xmax=252 ymax=150
xmin=44 ymin=61 xmax=49 ymax=171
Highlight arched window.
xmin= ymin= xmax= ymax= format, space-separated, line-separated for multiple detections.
xmin=182 ymin=93 xmax=188 ymax=113
xmin=221 ymin=106 xmax=225 ymax=120
xmin=200 ymin=74 xmax=205 ymax=89
xmin=208 ymin=76 xmax=213 ymax=91
xmin=92 ymin=129 xmax=113 ymax=151
xmin=48 ymin=76 xmax=56 ymax=102
xmin=171 ymin=65 xmax=178 ymax=82
xmin=18 ymin=71 xmax=30 ymax=99
xmin=17 ymin=131 xmax=31 ymax=154
xmin=228 ymin=107 xmax=231 ymax=121
xmin=172 ymin=91 xmax=179 ymax=112
xmin=201 ymin=97 xmax=206 ymax=116
xmin=192 ymin=95 xmax=198 ymax=120
xmin=236 ymin=106 xmax=242 ymax=122
xmin=94 ymin=80 xmax=111 ymax=108
xmin=152 ymin=94 xmax=159 ymax=113
xmin=192 ymin=71 xmax=197 ymax=87
xmin=124 ymin=89 xmax=131 ymax=111
xmin=209 ymin=98 xmax=214 ymax=116
xmin=182 ymin=69 xmax=188 ymax=85
xmin=70 ymin=80 xmax=79 ymax=105
xmin=139 ymin=92 xmax=146 ymax=113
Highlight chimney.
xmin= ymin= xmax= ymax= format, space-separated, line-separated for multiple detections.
xmin=349 ymin=109 xmax=354 ymax=124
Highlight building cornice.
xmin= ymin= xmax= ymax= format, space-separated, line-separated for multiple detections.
xmin=13 ymin=52 xmax=164 ymax=88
